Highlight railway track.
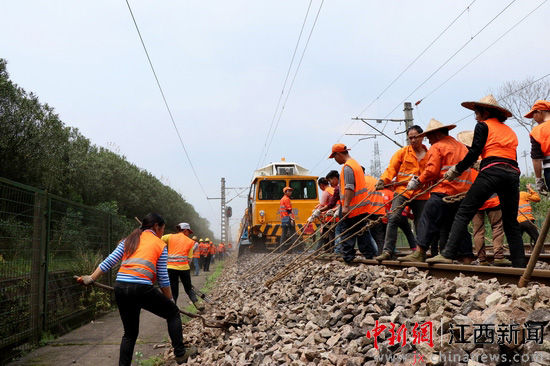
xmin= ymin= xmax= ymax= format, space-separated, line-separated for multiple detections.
xmin=394 ymin=249 xmax=550 ymax=264
xmin=316 ymin=253 xmax=550 ymax=287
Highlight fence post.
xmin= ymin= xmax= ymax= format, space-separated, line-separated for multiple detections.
xmin=30 ymin=192 xmax=47 ymax=343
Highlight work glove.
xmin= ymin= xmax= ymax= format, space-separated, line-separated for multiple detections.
xmin=79 ymin=275 xmax=94 ymax=286
xmin=472 ymin=161 xmax=480 ymax=171
xmin=406 ymin=176 xmax=421 ymax=191
xmin=536 ymin=178 xmax=549 ymax=195
xmin=443 ymin=165 xmax=461 ymax=182
xmin=311 ymin=209 xmax=321 ymax=219
xmin=375 ymin=179 xmax=385 ymax=190
xmin=325 ymin=209 xmax=334 ymax=217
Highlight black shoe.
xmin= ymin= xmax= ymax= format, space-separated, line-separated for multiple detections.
xmin=175 ymin=346 xmax=198 ymax=364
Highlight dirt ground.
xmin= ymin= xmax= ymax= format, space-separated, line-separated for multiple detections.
xmin=10 ymin=256 xmax=228 ymax=366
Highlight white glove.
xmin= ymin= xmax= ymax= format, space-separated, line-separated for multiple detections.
xmin=80 ymin=275 xmax=94 ymax=286
xmin=536 ymin=178 xmax=548 ymax=195
xmin=311 ymin=209 xmax=321 ymax=219
xmin=406 ymin=176 xmax=421 ymax=191
xmin=307 ymin=215 xmax=314 ymax=223
xmin=443 ymin=165 xmax=461 ymax=182
xmin=325 ymin=209 xmax=334 ymax=217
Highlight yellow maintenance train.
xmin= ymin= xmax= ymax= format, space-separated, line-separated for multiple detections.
xmin=238 ymin=159 xmax=319 ymax=253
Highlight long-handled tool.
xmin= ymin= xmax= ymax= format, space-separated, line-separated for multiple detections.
xmin=191 ymin=285 xmax=212 ymax=304
xmin=74 ymin=276 xmax=239 ymax=329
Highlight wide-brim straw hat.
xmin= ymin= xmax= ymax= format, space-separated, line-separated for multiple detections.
xmin=457 ymin=131 xmax=474 ymax=147
xmin=417 ymin=118 xmax=456 ymax=138
xmin=461 ymin=94 xmax=512 ymax=118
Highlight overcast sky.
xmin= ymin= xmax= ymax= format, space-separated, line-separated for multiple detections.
xmin=2 ymin=1 xmax=549 ymax=239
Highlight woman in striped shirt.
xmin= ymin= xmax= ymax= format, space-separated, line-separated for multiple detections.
xmin=80 ymin=213 xmax=195 ymax=365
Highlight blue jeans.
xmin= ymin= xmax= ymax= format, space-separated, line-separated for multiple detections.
xmin=193 ymin=257 xmax=200 ymax=275
xmin=339 ymin=213 xmax=377 ymax=262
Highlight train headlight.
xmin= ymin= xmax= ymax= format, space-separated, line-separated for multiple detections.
xmin=259 ymin=210 xmax=265 ymax=223
xmin=259 ymin=210 xmax=265 ymax=217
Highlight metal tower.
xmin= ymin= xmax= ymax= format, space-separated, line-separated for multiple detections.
xmin=220 ymin=177 xmax=227 ymax=244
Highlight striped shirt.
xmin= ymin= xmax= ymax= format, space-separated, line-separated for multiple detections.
xmin=99 ymin=231 xmax=170 ymax=288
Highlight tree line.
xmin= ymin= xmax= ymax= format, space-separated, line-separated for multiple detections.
xmin=0 ymin=59 xmax=213 ymax=239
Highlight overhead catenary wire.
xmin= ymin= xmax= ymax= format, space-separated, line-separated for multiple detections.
xmin=382 ymin=0 xmax=518 ymax=119
xmin=260 ymin=0 xmax=325 ymax=167
xmin=123 ymin=0 xmax=218 ymax=220
xmin=416 ymin=0 xmax=548 ymax=106
xmin=356 ymin=0 xmax=477 ymax=117
xmin=255 ymin=0 xmax=314 ymax=171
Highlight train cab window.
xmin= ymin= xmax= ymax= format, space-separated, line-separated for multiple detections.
xmin=289 ymin=180 xmax=317 ymax=200
xmin=258 ymin=180 xmax=286 ymax=200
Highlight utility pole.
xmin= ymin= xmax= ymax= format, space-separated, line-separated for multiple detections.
xmin=403 ymin=102 xmax=413 ymax=130
xmin=372 ymin=141 xmax=382 ymax=178
xmin=522 ymin=150 xmax=530 ymax=176
xmin=220 ymin=178 xmax=227 ymax=244
xmin=208 ymin=179 xmax=248 ymax=242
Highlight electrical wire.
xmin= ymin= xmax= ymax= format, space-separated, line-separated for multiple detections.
xmin=382 ymin=0 xmax=517 ymax=119
xmin=417 ymin=0 xmax=548 ymax=105
xmin=356 ymin=0 xmax=477 ymax=117
xmin=260 ymin=0 xmax=325 ymax=167
xmin=123 ymin=0 xmax=218 ymax=219
xmin=255 ymin=0 xmax=314 ymax=170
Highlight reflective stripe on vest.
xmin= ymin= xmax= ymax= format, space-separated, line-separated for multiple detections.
xmin=119 ymin=231 xmax=164 ymax=283
xmin=340 ymin=158 xmax=370 ymax=218
xmin=481 ymin=118 xmax=518 ymax=161
xmin=167 ymin=233 xmax=194 ymax=267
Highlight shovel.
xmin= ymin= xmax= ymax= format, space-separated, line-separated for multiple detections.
xmin=74 ymin=276 xmax=240 ymax=329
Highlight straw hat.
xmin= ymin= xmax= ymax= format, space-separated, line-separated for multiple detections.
xmin=417 ymin=118 xmax=456 ymax=137
xmin=461 ymin=94 xmax=512 ymax=118
xmin=457 ymin=131 xmax=474 ymax=147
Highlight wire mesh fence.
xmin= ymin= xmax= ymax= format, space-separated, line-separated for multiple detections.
xmin=0 ymin=177 xmax=130 ymax=363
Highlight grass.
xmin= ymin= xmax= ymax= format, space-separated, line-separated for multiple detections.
xmin=180 ymin=261 xmax=224 ymax=324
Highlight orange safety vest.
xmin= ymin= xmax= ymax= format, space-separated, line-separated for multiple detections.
xmin=419 ymin=136 xmax=476 ymax=196
xmin=530 ymin=121 xmax=550 ymax=167
xmin=119 ymin=230 xmax=165 ymax=283
xmin=481 ymin=118 xmax=518 ymax=161
xmin=339 ymin=158 xmax=370 ymax=218
xmin=199 ymin=242 xmax=209 ymax=256
xmin=479 ymin=193 xmax=500 ymax=211
xmin=208 ymin=242 xmax=216 ymax=255
xmin=364 ymin=175 xmax=386 ymax=215
xmin=517 ymin=189 xmax=540 ymax=222
xmin=279 ymin=195 xmax=293 ymax=219
xmin=380 ymin=144 xmax=429 ymax=200
xmin=167 ymin=233 xmax=194 ymax=268
xmin=192 ymin=242 xmax=200 ymax=258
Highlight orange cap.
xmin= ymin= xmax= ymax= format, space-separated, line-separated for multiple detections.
xmin=283 ymin=186 xmax=293 ymax=193
xmin=524 ymin=100 xmax=550 ymax=118
xmin=328 ymin=143 xmax=350 ymax=158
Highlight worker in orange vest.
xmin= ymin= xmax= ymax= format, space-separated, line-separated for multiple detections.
xmin=364 ymin=173 xmax=389 ymax=255
xmin=428 ymin=95 xmax=526 ymax=268
xmin=375 ymin=125 xmax=428 ymax=260
xmin=399 ymin=119 xmax=477 ymax=263
xmin=198 ymin=238 xmax=209 ymax=272
xmin=525 ymin=100 xmax=550 ymax=193
xmin=79 ymin=213 xmax=196 ymax=365
xmin=380 ymin=188 xmax=418 ymax=252
xmin=279 ymin=186 xmax=296 ymax=249
xmin=218 ymin=242 xmax=225 ymax=259
xmin=329 ymin=143 xmax=377 ymax=263
xmin=191 ymin=236 xmax=200 ymax=276
xmin=204 ymin=238 xmax=214 ymax=271
xmin=517 ymin=184 xmax=541 ymax=246
xmin=161 ymin=223 xmax=204 ymax=310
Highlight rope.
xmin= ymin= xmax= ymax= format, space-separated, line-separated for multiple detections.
xmin=264 ymin=178 xmax=445 ymax=287
xmin=442 ymin=191 xmax=467 ymax=203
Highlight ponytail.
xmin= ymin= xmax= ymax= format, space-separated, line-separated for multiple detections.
xmin=123 ymin=213 xmax=165 ymax=257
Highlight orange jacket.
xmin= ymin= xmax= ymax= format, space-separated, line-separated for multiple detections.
xmin=380 ymin=144 xmax=429 ymax=200
xmin=199 ymin=242 xmax=209 ymax=256
xmin=208 ymin=242 xmax=216 ymax=255
xmin=119 ymin=231 xmax=165 ymax=283
xmin=481 ymin=118 xmax=518 ymax=161
xmin=479 ymin=193 xmax=500 ymax=211
xmin=530 ymin=121 xmax=550 ymax=157
xmin=518 ymin=188 xmax=540 ymax=222
xmin=279 ymin=195 xmax=293 ymax=219
xmin=340 ymin=158 xmax=370 ymax=218
xmin=419 ymin=136 xmax=476 ymax=196
xmin=167 ymin=233 xmax=194 ymax=268
xmin=364 ymin=175 xmax=387 ymax=215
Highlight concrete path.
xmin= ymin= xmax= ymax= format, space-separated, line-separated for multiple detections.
xmin=11 ymin=259 xmax=224 ymax=366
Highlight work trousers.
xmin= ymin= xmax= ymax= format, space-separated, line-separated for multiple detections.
xmin=397 ymin=215 xmax=417 ymax=249
xmin=544 ymin=168 xmax=550 ymax=189
xmin=417 ymin=193 xmax=473 ymax=258
xmin=204 ymin=254 xmax=212 ymax=272
xmin=193 ymin=257 xmax=200 ymax=276
xmin=339 ymin=213 xmax=377 ymax=263
xmin=199 ymin=255 xmax=206 ymax=271
xmin=280 ymin=221 xmax=296 ymax=249
xmin=168 ymin=269 xmax=198 ymax=304
xmin=382 ymin=196 xmax=425 ymax=253
xmin=368 ymin=214 xmax=386 ymax=255
xmin=442 ymin=166 xmax=526 ymax=268
xmin=114 ymin=281 xmax=186 ymax=366
xmin=472 ymin=208 xmax=504 ymax=261
xmin=520 ymin=220 xmax=540 ymax=245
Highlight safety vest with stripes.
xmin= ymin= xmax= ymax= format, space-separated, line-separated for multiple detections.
xmin=517 ymin=189 xmax=540 ymax=222
xmin=340 ymin=158 xmax=370 ymax=218
xmin=192 ymin=242 xmax=200 ymax=258
xmin=208 ymin=242 xmax=216 ymax=255
xmin=199 ymin=242 xmax=209 ymax=256
xmin=167 ymin=233 xmax=194 ymax=269
xmin=481 ymin=118 xmax=518 ymax=161
xmin=530 ymin=121 xmax=550 ymax=168
xmin=380 ymin=144 xmax=429 ymax=200
xmin=119 ymin=231 xmax=165 ymax=283
xmin=364 ymin=175 xmax=386 ymax=215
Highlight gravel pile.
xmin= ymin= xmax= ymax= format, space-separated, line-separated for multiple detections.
xmin=162 ymin=254 xmax=550 ymax=365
